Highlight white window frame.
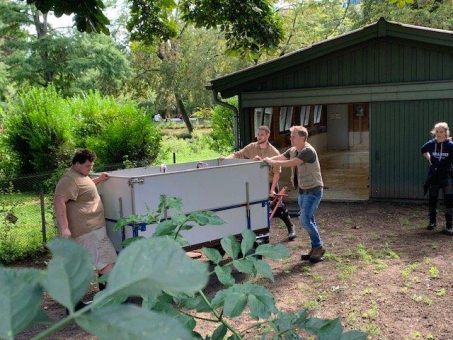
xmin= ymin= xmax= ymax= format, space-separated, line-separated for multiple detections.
xmin=314 ymin=105 xmax=322 ymax=124
xmin=279 ymin=106 xmax=293 ymax=132
xmin=300 ymin=106 xmax=311 ymax=126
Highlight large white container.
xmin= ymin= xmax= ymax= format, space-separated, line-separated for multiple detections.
xmin=96 ymin=159 xmax=270 ymax=251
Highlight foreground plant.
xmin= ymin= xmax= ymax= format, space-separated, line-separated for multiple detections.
xmin=0 ymin=197 xmax=367 ymax=339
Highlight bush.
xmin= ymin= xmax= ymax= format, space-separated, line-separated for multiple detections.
xmin=4 ymin=86 xmax=76 ymax=174
xmin=3 ymin=88 xmax=162 ymax=175
xmin=0 ymin=134 xmax=19 ymax=181
xmin=210 ymin=97 xmax=236 ymax=153
xmin=78 ymin=94 xmax=162 ymax=167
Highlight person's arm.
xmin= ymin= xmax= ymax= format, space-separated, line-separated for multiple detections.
xmin=92 ymin=172 xmax=110 ymax=185
xmin=264 ymin=156 xmax=303 ymax=168
xmin=219 ymin=144 xmax=251 ymax=160
xmin=270 ymin=172 xmax=280 ymax=196
xmin=54 ymin=195 xmax=71 ymax=238
xmin=423 ymin=152 xmax=431 ymax=164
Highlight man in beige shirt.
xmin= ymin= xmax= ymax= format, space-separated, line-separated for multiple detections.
xmin=54 ymin=149 xmax=117 ymax=277
xmin=221 ymin=125 xmax=296 ymax=240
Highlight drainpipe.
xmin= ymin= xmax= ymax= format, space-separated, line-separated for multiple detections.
xmin=212 ymin=89 xmax=240 ymax=151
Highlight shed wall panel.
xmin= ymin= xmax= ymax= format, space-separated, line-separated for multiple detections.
xmin=370 ymin=99 xmax=453 ymax=199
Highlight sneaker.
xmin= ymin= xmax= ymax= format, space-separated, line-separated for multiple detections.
xmin=301 ymin=248 xmax=313 ymax=261
xmin=427 ymin=222 xmax=436 ymax=230
xmin=288 ymin=225 xmax=296 ymax=241
xmin=309 ymin=246 xmax=326 ymax=263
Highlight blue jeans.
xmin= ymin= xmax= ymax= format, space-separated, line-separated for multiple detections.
xmin=298 ymin=188 xmax=323 ymax=248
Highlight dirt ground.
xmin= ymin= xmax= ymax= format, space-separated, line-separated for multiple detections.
xmin=16 ymin=201 xmax=453 ymax=339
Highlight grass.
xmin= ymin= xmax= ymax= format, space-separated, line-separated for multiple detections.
xmin=155 ymin=132 xmax=222 ymax=165
xmin=0 ymin=192 xmax=56 ymax=263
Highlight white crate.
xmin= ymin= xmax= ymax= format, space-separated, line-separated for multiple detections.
xmin=96 ymin=159 xmax=270 ymax=251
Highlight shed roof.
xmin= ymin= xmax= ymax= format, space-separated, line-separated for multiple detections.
xmin=209 ymin=18 xmax=453 ymax=97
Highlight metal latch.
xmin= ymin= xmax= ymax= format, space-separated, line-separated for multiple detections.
xmin=129 ymin=178 xmax=144 ymax=185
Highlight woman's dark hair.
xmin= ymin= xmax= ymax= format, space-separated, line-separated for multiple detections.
xmin=72 ymin=149 xmax=97 ymax=165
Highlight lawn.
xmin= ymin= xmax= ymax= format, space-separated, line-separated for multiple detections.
xmin=0 ymin=192 xmax=56 ymax=263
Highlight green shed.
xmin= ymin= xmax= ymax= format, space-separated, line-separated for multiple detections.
xmin=208 ymin=18 xmax=453 ymax=201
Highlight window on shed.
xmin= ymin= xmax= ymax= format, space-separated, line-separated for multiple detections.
xmin=279 ymin=107 xmax=293 ymax=132
xmin=314 ymin=105 xmax=322 ymax=124
xmin=300 ymin=106 xmax=311 ymax=126
xmin=253 ymin=107 xmax=272 ymax=134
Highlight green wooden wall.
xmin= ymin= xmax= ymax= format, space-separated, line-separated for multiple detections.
xmin=238 ymin=37 xmax=453 ymax=94
xmin=370 ymin=99 xmax=453 ymax=199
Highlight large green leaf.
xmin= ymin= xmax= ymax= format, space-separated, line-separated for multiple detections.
xmin=305 ymin=317 xmax=343 ymax=339
xmin=188 ymin=211 xmax=224 ymax=226
xmin=211 ymin=284 xmax=276 ymax=320
xmin=0 ymin=267 xmax=44 ymax=339
xmin=211 ymin=324 xmax=227 ymax=340
xmin=254 ymin=244 xmax=290 ymax=260
xmin=77 ymin=304 xmax=192 ymax=339
xmin=214 ymin=265 xmax=235 ymax=286
xmin=232 ymin=258 xmax=255 ymax=274
xmin=42 ymin=238 xmax=94 ymax=311
xmin=202 ymin=247 xmax=223 ymax=264
xmin=240 ymin=230 xmax=256 ymax=256
xmin=223 ymin=292 xmax=247 ymax=317
xmin=251 ymin=258 xmax=273 ymax=281
xmin=105 ymin=238 xmax=208 ymax=299
xmin=220 ymin=235 xmax=240 ymax=259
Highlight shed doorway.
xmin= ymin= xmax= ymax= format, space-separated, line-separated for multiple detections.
xmin=321 ymin=103 xmax=370 ymax=200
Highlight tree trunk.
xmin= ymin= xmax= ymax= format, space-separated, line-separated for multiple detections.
xmin=175 ymin=93 xmax=193 ymax=133
xmin=33 ymin=11 xmax=53 ymax=85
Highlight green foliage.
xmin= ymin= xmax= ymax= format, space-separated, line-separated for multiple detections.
xmin=27 ymin=0 xmax=110 ymax=34
xmin=4 ymin=86 xmax=76 ymax=174
xmin=2 ymin=87 xmax=162 ymax=174
xmin=191 ymin=107 xmax=212 ymax=120
xmin=154 ymin=131 xmax=220 ymax=165
xmin=0 ymin=267 xmax=45 ymax=339
xmin=83 ymin=102 xmax=162 ymax=167
xmin=210 ymin=97 xmax=236 ymax=153
xmin=128 ymin=0 xmax=283 ymax=56
xmin=0 ymin=191 xmax=55 ymax=263
xmin=2 ymin=196 xmax=366 ymax=339
xmin=180 ymin=0 xmax=283 ymax=55
xmin=0 ymin=134 xmax=20 ymax=181
xmin=356 ymin=0 xmax=453 ymax=30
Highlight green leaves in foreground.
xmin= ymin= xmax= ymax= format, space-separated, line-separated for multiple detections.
xmin=0 ymin=267 xmax=44 ymax=339
xmin=77 ymin=304 xmax=192 ymax=340
xmin=42 ymin=238 xmax=94 ymax=312
xmin=210 ymin=231 xmax=290 ymax=285
xmin=269 ymin=311 xmax=367 ymax=340
xmin=211 ymin=283 xmax=277 ymax=319
xmin=104 ymin=237 xmax=209 ymax=300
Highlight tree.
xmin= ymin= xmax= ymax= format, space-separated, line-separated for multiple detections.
xmin=25 ymin=0 xmax=110 ymax=34
xmin=0 ymin=1 xmax=133 ymax=97
xmin=354 ymin=0 xmax=453 ymax=30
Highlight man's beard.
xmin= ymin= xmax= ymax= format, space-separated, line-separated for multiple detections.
xmin=257 ymin=139 xmax=267 ymax=145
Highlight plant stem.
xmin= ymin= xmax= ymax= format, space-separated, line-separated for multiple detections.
xmin=179 ymin=310 xmax=218 ymax=323
xmin=198 ymin=290 xmax=242 ymax=339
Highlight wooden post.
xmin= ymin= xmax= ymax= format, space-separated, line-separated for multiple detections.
xmin=39 ymin=187 xmax=47 ymax=244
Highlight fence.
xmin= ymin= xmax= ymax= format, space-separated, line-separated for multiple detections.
xmin=0 ymin=163 xmax=126 ymax=263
